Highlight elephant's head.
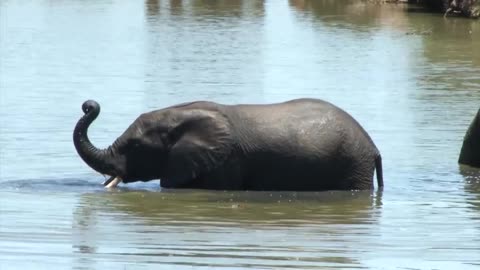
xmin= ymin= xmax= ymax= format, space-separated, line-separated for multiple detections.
xmin=459 ymin=108 xmax=480 ymax=168
xmin=73 ymin=100 xmax=233 ymax=188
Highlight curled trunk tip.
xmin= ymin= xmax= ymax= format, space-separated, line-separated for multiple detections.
xmin=82 ymin=100 xmax=100 ymax=116
xmin=73 ymin=100 xmax=113 ymax=175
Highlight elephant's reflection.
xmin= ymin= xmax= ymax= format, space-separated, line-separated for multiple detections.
xmin=459 ymin=165 xmax=480 ymax=212
xmin=77 ymin=189 xmax=382 ymax=226
xmin=73 ymin=190 xmax=382 ymax=268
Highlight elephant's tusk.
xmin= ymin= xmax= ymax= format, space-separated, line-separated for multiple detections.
xmin=104 ymin=176 xmax=122 ymax=188
xmin=102 ymin=175 xmax=115 ymax=186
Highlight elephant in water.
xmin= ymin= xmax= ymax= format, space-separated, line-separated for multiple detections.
xmin=459 ymin=108 xmax=480 ymax=167
xmin=73 ymin=98 xmax=383 ymax=191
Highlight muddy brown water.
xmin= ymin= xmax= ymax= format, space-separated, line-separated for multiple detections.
xmin=1 ymin=0 xmax=479 ymax=269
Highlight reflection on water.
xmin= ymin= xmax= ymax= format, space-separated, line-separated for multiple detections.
xmin=459 ymin=165 xmax=480 ymax=214
xmin=143 ymin=0 xmax=267 ymax=107
xmin=80 ymin=189 xmax=382 ymax=226
xmin=72 ymin=190 xmax=382 ymax=269
xmin=1 ymin=0 xmax=480 ymax=269
xmin=289 ymin=0 xmax=411 ymax=30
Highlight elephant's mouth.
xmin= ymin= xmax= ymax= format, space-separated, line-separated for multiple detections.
xmin=103 ymin=175 xmax=123 ymax=188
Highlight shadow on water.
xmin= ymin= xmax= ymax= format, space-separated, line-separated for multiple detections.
xmin=71 ymin=189 xmax=383 ymax=269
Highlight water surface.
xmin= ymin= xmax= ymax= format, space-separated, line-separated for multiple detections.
xmin=1 ymin=0 xmax=480 ymax=269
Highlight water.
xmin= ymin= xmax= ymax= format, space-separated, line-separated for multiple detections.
xmin=1 ymin=0 xmax=479 ymax=269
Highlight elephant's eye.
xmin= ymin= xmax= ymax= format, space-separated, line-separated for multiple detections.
xmin=160 ymin=133 xmax=169 ymax=145
xmin=129 ymin=138 xmax=142 ymax=150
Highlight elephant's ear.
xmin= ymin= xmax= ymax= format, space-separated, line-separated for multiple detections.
xmin=163 ymin=109 xmax=233 ymax=186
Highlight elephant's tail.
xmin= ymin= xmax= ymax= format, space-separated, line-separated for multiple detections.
xmin=375 ymin=154 xmax=384 ymax=189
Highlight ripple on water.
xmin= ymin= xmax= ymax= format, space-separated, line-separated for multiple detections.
xmin=1 ymin=177 xmax=161 ymax=193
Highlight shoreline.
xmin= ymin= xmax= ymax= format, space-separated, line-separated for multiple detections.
xmin=389 ymin=0 xmax=480 ymax=18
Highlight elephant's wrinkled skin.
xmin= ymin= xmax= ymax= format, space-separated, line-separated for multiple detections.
xmin=73 ymin=98 xmax=383 ymax=191
xmin=459 ymin=108 xmax=480 ymax=168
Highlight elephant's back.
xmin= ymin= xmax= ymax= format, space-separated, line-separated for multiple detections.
xmin=227 ymin=98 xmax=379 ymax=159
xmin=231 ymin=98 xmax=357 ymax=125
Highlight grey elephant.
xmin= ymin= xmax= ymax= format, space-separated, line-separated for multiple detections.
xmin=73 ymin=98 xmax=383 ymax=191
xmin=459 ymin=108 xmax=480 ymax=167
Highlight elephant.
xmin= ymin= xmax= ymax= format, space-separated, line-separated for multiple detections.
xmin=73 ymin=98 xmax=383 ymax=191
xmin=459 ymin=108 xmax=480 ymax=167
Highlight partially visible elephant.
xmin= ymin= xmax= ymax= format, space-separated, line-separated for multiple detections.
xmin=459 ymin=108 xmax=480 ymax=167
xmin=73 ymin=98 xmax=383 ymax=191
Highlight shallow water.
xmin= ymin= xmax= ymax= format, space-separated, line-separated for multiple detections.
xmin=1 ymin=0 xmax=480 ymax=269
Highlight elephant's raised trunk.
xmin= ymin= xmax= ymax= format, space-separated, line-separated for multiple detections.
xmin=73 ymin=100 xmax=115 ymax=176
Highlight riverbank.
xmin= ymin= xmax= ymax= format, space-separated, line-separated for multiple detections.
xmin=405 ymin=0 xmax=479 ymax=18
